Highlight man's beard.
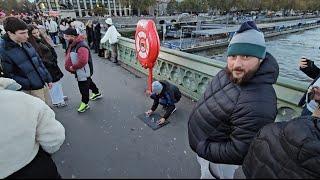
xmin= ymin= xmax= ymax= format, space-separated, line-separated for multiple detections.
xmin=226 ymin=65 xmax=259 ymax=85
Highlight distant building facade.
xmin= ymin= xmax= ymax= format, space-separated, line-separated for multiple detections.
xmin=149 ymin=0 xmax=170 ymax=16
xmin=36 ymin=0 xmax=132 ymax=17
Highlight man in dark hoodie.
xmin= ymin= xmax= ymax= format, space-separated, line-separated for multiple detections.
xmin=188 ymin=21 xmax=279 ymax=178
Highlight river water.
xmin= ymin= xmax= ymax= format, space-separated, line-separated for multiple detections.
xmin=194 ymin=28 xmax=320 ymax=82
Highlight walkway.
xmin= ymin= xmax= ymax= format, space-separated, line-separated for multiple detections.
xmin=51 ymin=46 xmax=200 ymax=178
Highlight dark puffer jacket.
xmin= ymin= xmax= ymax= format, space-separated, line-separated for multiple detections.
xmin=0 ymin=34 xmax=52 ymax=90
xmin=188 ymin=52 xmax=279 ymax=165
xmin=242 ymin=116 xmax=320 ymax=179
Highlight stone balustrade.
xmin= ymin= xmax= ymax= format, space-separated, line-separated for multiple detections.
xmin=102 ymin=37 xmax=309 ymax=121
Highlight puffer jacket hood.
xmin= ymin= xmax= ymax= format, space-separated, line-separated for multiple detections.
xmin=0 ymin=78 xmax=21 ymax=91
xmin=250 ymin=52 xmax=279 ymax=84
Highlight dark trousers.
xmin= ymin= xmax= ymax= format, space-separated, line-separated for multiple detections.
xmin=93 ymin=38 xmax=101 ymax=53
xmin=6 ymin=147 xmax=61 ymax=179
xmin=59 ymin=36 xmax=66 ymax=49
xmin=78 ymin=77 xmax=99 ymax=104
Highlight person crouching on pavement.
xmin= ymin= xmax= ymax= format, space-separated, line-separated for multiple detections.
xmin=64 ymin=28 xmax=102 ymax=113
xmin=145 ymin=80 xmax=181 ymax=125
xmin=242 ymin=86 xmax=320 ymax=178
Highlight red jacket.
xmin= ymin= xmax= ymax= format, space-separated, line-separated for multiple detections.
xmin=65 ymin=35 xmax=90 ymax=73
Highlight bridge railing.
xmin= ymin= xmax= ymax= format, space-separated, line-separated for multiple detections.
xmin=102 ymin=37 xmax=308 ymax=121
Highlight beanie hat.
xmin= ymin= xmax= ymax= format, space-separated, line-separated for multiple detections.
xmin=63 ymin=27 xmax=78 ymax=36
xmin=152 ymin=81 xmax=163 ymax=94
xmin=227 ymin=21 xmax=266 ymax=59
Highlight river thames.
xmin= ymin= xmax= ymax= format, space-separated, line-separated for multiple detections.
xmin=194 ymin=28 xmax=320 ymax=82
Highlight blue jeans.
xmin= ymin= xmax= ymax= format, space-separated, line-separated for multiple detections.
xmin=150 ymin=94 xmax=177 ymax=106
xmin=301 ymin=106 xmax=312 ymax=116
xmin=49 ymin=32 xmax=57 ymax=45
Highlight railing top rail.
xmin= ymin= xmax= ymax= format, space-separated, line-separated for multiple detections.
xmin=118 ymin=36 xmax=309 ymax=93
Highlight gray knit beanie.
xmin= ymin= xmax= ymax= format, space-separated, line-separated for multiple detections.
xmin=152 ymin=81 xmax=163 ymax=94
xmin=227 ymin=21 xmax=266 ymax=59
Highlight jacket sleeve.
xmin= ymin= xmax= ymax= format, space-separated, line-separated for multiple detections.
xmin=196 ymin=101 xmax=276 ymax=165
xmin=64 ymin=54 xmax=74 ymax=73
xmin=50 ymin=46 xmax=58 ymax=64
xmin=150 ymin=93 xmax=159 ymax=111
xmin=36 ymin=53 xmax=52 ymax=83
xmin=71 ymin=47 xmax=89 ymax=70
xmin=36 ymin=100 xmax=65 ymax=154
xmin=1 ymin=54 xmax=31 ymax=89
xmin=300 ymin=61 xmax=320 ymax=79
xmin=100 ymin=29 xmax=110 ymax=44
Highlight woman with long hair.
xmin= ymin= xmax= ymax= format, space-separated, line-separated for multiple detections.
xmin=27 ymin=25 xmax=67 ymax=108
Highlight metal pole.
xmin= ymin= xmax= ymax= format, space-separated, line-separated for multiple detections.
xmin=226 ymin=13 xmax=229 ymax=29
xmin=180 ymin=26 xmax=183 ymax=49
xmin=147 ymin=68 xmax=153 ymax=94
xmin=162 ymin=23 xmax=166 ymax=43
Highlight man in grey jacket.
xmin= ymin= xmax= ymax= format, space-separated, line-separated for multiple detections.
xmin=188 ymin=21 xmax=279 ymax=178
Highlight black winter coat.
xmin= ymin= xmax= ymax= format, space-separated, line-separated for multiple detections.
xmin=94 ymin=23 xmax=101 ymax=41
xmin=86 ymin=25 xmax=94 ymax=44
xmin=34 ymin=38 xmax=63 ymax=83
xmin=0 ymin=34 xmax=52 ymax=90
xmin=242 ymin=116 xmax=320 ymax=178
xmin=188 ymin=52 xmax=279 ymax=165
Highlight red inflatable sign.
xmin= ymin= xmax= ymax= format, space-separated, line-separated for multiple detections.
xmin=135 ymin=20 xmax=160 ymax=94
xmin=135 ymin=20 xmax=160 ymax=69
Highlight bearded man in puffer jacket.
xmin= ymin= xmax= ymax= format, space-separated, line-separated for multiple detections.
xmin=188 ymin=21 xmax=279 ymax=179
